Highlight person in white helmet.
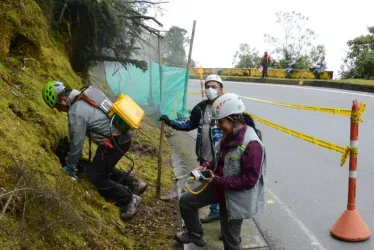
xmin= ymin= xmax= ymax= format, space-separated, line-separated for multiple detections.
xmin=173 ymin=93 xmax=267 ymax=250
xmin=159 ymin=74 xmax=224 ymax=223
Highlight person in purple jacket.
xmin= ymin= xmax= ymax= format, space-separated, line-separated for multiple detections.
xmin=174 ymin=93 xmax=267 ymax=249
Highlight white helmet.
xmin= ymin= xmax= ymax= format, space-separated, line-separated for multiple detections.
xmin=211 ymin=93 xmax=245 ymax=120
xmin=205 ymin=74 xmax=223 ymax=87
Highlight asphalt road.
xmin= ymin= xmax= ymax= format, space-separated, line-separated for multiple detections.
xmin=186 ymin=79 xmax=374 ymax=250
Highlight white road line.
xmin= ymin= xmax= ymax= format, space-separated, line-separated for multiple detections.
xmin=189 ymin=79 xmax=374 ymax=98
xmin=267 ymin=188 xmax=327 ymax=250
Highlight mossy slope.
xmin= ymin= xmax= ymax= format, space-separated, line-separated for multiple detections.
xmin=0 ymin=1 xmax=177 ymax=249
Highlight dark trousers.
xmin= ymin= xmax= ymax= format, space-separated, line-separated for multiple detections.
xmin=179 ymin=185 xmax=243 ymax=250
xmin=87 ymin=140 xmax=135 ymax=207
xmin=285 ymin=67 xmax=294 ymax=78
xmin=262 ymin=64 xmax=268 ymax=78
xmin=313 ymin=68 xmax=321 ymax=79
xmin=199 ymin=158 xmax=220 ymax=216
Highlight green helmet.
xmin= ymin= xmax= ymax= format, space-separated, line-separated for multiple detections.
xmin=42 ymin=81 xmax=65 ymax=107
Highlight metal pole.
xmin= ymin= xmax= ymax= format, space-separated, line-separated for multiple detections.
xmin=158 ymin=32 xmax=163 ymax=103
xmin=182 ymin=20 xmax=196 ymax=112
xmin=149 ymin=35 xmax=153 ymax=100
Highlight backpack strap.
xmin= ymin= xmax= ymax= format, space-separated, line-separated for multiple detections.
xmin=72 ymin=86 xmax=122 ymax=140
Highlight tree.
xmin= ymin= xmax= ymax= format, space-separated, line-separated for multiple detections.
xmin=340 ymin=26 xmax=374 ymax=79
xmin=190 ymin=59 xmax=199 ymax=68
xmin=272 ymin=44 xmax=326 ymax=69
xmin=161 ymin=26 xmax=190 ymax=68
xmin=264 ymin=11 xmax=325 ymax=68
xmin=232 ymin=44 xmax=261 ymax=68
xmin=54 ymin=0 xmax=165 ymax=73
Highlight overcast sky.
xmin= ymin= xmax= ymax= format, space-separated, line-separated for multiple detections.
xmin=152 ymin=0 xmax=373 ymax=78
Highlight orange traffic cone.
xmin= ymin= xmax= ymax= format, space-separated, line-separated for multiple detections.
xmin=331 ymin=210 xmax=371 ymax=241
xmin=330 ymin=100 xmax=371 ymax=241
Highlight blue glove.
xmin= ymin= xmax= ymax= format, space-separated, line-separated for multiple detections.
xmin=63 ymin=165 xmax=77 ymax=180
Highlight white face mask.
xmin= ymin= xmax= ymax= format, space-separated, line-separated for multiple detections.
xmin=205 ymin=88 xmax=219 ymax=100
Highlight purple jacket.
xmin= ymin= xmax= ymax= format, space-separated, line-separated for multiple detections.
xmin=203 ymin=125 xmax=263 ymax=204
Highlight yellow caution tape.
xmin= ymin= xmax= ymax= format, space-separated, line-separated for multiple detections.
xmin=189 ymin=91 xmax=203 ymax=95
xmin=246 ymin=112 xmax=349 ymax=166
xmin=240 ymin=96 xmax=366 ymax=121
xmin=188 ymin=91 xmax=366 ymax=121
xmin=358 ymin=103 xmax=366 ymax=121
xmin=340 ymin=147 xmax=350 ymax=167
xmin=351 ymin=103 xmax=366 ymax=123
xmin=187 ymin=91 xmax=366 ymax=166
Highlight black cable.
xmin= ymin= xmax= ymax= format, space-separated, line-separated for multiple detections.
xmin=110 ymin=115 xmax=134 ymax=175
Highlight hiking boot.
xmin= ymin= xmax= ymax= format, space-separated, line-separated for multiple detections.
xmin=200 ymin=214 xmax=220 ymax=224
xmin=132 ymin=181 xmax=148 ymax=196
xmin=174 ymin=231 xmax=206 ymax=247
xmin=120 ymin=194 xmax=142 ymax=220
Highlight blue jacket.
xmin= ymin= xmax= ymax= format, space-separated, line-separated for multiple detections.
xmin=168 ymin=100 xmax=223 ymax=163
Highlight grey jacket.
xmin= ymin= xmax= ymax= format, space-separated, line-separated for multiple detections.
xmin=288 ymin=59 xmax=296 ymax=68
xmin=316 ymin=59 xmax=327 ymax=72
xmin=217 ymin=126 xmax=266 ymax=220
xmin=65 ymin=97 xmax=134 ymax=168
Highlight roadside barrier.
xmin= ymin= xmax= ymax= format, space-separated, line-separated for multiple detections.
xmin=189 ymin=67 xmax=334 ymax=80
xmin=187 ymin=91 xmax=371 ymax=241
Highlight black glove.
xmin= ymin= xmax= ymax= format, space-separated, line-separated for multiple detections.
xmin=159 ymin=115 xmax=171 ymax=125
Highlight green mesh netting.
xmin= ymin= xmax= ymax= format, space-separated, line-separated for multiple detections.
xmin=104 ymin=61 xmax=189 ymax=120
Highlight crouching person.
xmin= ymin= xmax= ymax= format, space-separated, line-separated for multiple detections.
xmin=174 ymin=93 xmax=267 ymax=249
xmin=42 ymin=81 xmax=148 ymax=220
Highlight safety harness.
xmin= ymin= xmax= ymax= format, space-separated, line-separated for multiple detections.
xmin=72 ymin=86 xmax=134 ymax=171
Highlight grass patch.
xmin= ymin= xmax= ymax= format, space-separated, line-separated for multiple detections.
xmin=0 ymin=0 xmax=178 ymax=249
xmin=332 ymin=78 xmax=374 ymax=86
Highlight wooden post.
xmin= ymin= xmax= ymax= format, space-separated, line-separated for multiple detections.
xmin=182 ymin=20 xmax=196 ymax=112
xmin=156 ymin=121 xmax=166 ymax=198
